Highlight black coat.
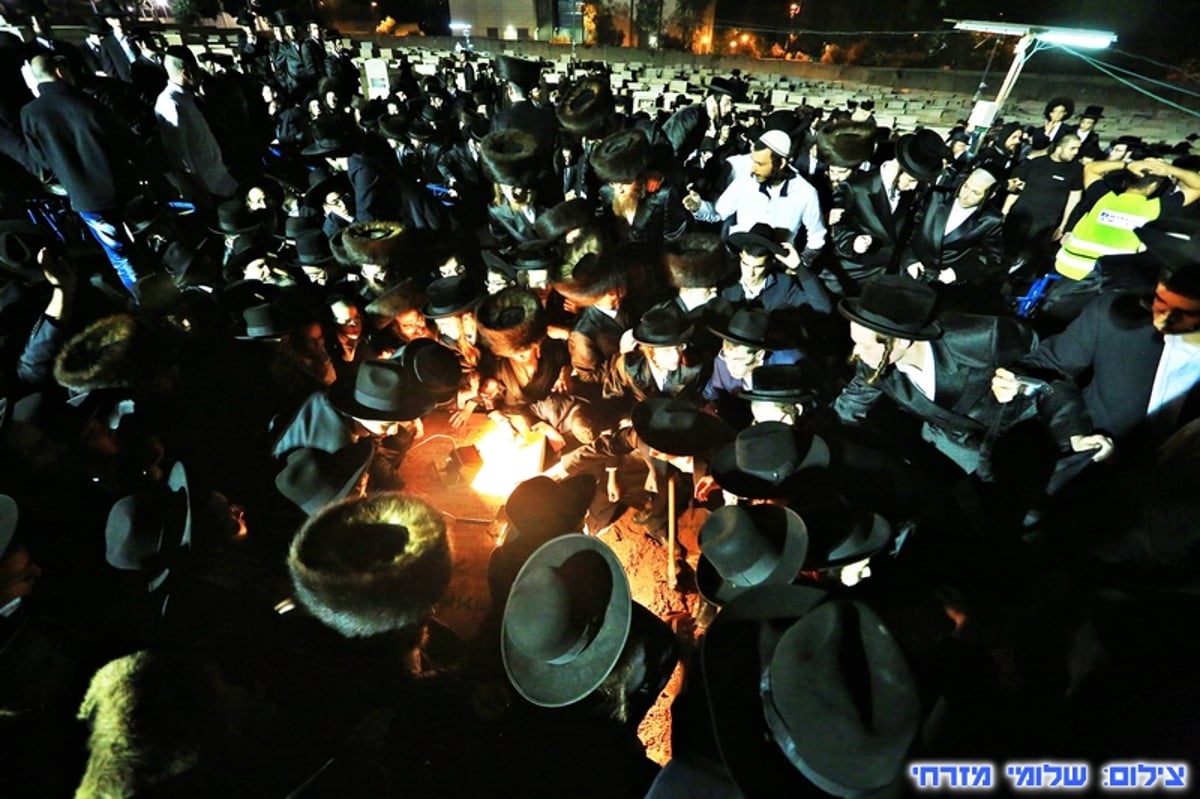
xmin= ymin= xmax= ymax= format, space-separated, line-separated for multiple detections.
xmin=98 ymin=33 xmax=133 ymax=83
xmin=906 ymin=192 xmax=1005 ymax=286
xmin=569 ymin=306 xmax=628 ymax=385
xmin=830 ymin=168 xmax=919 ymax=287
xmin=20 ymin=80 xmax=139 ymax=212
xmin=834 ymin=312 xmax=1038 ymax=473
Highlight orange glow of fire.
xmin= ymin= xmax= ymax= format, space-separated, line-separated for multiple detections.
xmin=470 ymin=427 xmax=547 ymax=499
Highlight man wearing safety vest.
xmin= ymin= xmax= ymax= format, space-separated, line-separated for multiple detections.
xmin=1039 ymin=158 xmax=1200 ymax=325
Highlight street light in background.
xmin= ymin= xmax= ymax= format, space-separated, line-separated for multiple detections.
xmin=948 ymin=19 xmax=1116 ymax=128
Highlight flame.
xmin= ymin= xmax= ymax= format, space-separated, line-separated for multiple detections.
xmin=470 ymin=427 xmax=547 ymax=499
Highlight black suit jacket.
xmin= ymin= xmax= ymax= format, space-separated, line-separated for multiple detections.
xmin=834 ymin=312 xmax=1038 ymax=472
xmin=830 ymin=168 xmax=917 ymax=284
xmin=98 ymin=33 xmax=133 ymax=83
xmin=569 ymin=306 xmax=628 ymax=384
xmin=1020 ymin=292 xmax=1200 ymax=456
xmin=907 ymin=192 xmax=1005 ymax=285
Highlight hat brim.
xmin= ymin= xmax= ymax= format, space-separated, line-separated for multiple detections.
xmin=501 ymin=535 xmax=631 ymax=708
xmin=739 ymin=385 xmax=818 ymax=404
xmin=709 ymin=431 xmax=831 ymax=500
xmin=631 ymin=402 xmax=735 ymax=457
xmin=329 ymin=381 xmax=434 ymax=422
xmin=422 ymin=294 xmax=483 ymax=319
xmin=631 ymin=326 xmax=693 ymax=347
xmin=301 ymin=141 xmax=354 ymax=158
xmin=727 ymin=231 xmax=785 ymax=257
xmin=697 ymin=507 xmax=809 ymax=606
xmin=895 ymin=135 xmax=945 ymax=184
xmin=706 ymin=322 xmax=771 ymax=349
xmin=837 ymin=298 xmax=943 ymax=341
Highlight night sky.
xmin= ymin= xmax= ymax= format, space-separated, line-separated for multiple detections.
xmin=715 ymin=0 xmax=1190 ymax=66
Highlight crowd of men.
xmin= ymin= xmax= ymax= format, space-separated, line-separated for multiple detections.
xmin=2 ymin=3 xmax=1200 ymax=796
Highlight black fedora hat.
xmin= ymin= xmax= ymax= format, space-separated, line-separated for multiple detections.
xmin=330 ymin=359 xmax=434 ymax=421
xmin=302 ymin=119 xmax=357 ymax=158
xmin=123 ymin=193 xmax=164 ymax=236
xmin=301 ymin=172 xmax=351 ymax=211
xmin=703 ymin=589 xmax=920 ymax=798
xmin=708 ymin=76 xmax=741 ymax=98
xmin=488 ymin=474 xmax=598 ymax=604
xmin=281 ymin=213 xmax=323 ymax=241
xmin=392 ymin=339 xmax=462 ymax=404
xmin=697 ymin=504 xmax=809 ymax=606
xmin=421 ymin=275 xmax=484 ymax=319
xmin=632 ymin=304 xmax=693 ymax=347
xmin=291 ymin=229 xmax=333 ymax=266
xmin=741 ymin=363 xmax=818 ymax=404
xmin=235 ymin=302 xmax=290 ymax=340
xmin=0 ymin=219 xmax=54 ymax=282
xmin=631 ymin=397 xmax=735 ymax=457
xmin=377 ymin=113 xmax=409 ymax=142
xmin=801 ymin=497 xmax=892 ymax=570
xmin=210 ymin=199 xmax=267 ymax=236
xmin=710 ymin=421 xmax=830 ymax=500
xmin=1081 ymin=104 xmax=1104 ymax=120
xmin=727 ymin=222 xmax=785 ymax=258
xmin=709 ymin=307 xmax=772 ymax=349
xmin=104 ymin=462 xmax=192 ymax=592
xmin=161 ymin=239 xmax=209 ymax=284
xmin=495 ymin=54 xmax=543 ymax=92
xmin=1043 ymin=96 xmax=1075 ymax=119
xmin=1135 ymin=217 xmax=1200 ymax=273
xmin=501 ymin=534 xmax=631 ymax=707
xmin=274 ymin=440 xmax=372 ymax=515
xmin=838 ymin=274 xmax=943 ymax=340
xmin=512 ymin=239 xmax=559 ymax=271
xmin=894 ymin=129 xmax=949 ymax=184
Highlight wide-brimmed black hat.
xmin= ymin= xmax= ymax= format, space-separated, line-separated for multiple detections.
xmin=86 ymin=17 xmax=111 ymax=34
xmin=280 ymin=213 xmax=323 ymax=242
xmin=161 ymin=239 xmax=209 ymax=284
xmin=0 ymin=219 xmax=54 ymax=282
xmin=631 ymin=397 xmax=735 ymax=457
xmin=104 ymin=462 xmax=191 ymax=592
xmin=710 ymin=421 xmax=830 ymax=500
xmin=894 ymin=129 xmax=949 ymax=184
xmin=330 ymin=359 xmax=434 ymax=421
xmin=1043 ymin=96 xmax=1075 ymax=120
xmin=288 ymin=492 xmax=451 ymax=637
xmin=801 ymin=497 xmax=892 ymax=570
xmin=302 ymin=119 xmax=357 ymax=157
xmin=727 ymin=222 xmax=785 ymax=258
xmin=123 ymin=193 xmax=164 ymax=236
xmin=708 ymin=76 xmax=741 ymax=98
xmin=740 ymin=364 xmax=819 ymax=404
xmin=703 ymin=588 xmax=920 ymax=798
xmin=632 ymin=304 xmax=693 ymax=347
xmin=837 ymin=275 xmax=943 ymax=340
xmin=511 ymin=239 xmax=559 ymax=271
xmin=481 ymin=128 xmax=541 ymax=188
xmin=697 ymin=505 xmax=809 ymax=606
xmin=301 ymin=172 xmax=351 ymax=211
xmin=502 ymin=534 xmax=631 ymax=707
xmin=557 ymin=75 xmax=614 ymax=138
xmin=1080 ymin=104 xmax=1104 ymax=120
xmin=709 ymin=307 xmax=772 ymax=349
xmin=392 ymin=339 xmax=462 ymax=403
xmin=275 ymin=440 xmax=372 ymax=516
xmin=495 ymin=54 xmax=543 ymax=92
xmin=489 ymin=474 xmax=598 ymax=604
xmin=235 ymin=302 xmax=291 ymax=340
xmin=421 ymin=275 xmax=484 ymax=319
xmin=1135 ymin=217 xmax=1200 ymax=273
xmin=590 ymin=128 xmax=649 ymax=184
xmin=210 ymin=199 xmax=267 ymax=236
xmin=291 ymin=229 xmax=333 ymax=266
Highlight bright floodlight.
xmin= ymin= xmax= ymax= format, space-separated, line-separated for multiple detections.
xmin=1033 ymin=29 xmax=1116 ymax=49
xmin=948 ymin=19 xmax=1117 ymax=49
xmin=449 ymin=21 xmax=472 ymax=32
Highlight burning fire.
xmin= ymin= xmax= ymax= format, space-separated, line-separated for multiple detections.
xmin=470 ymin=426 xmax=547 ymax=499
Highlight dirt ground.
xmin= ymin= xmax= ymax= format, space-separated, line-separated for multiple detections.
xmin=402 ymin=410 xmax=707 ymax=766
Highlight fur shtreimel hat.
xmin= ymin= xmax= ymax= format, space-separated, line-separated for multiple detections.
xmin=341 ymin=221 xmax=407 ymax=267
xmin=54 ymin=315 xmax=140 ymax=392
xmin=590 ymin=128 xmax=649 ymax=184
xmin=481 ymin=129 xmax=541 ymax=189
xmin=816 ymin=120 xmax=878 ymax=169
xmin=477 ymin=286 xmax=547 ymax=357
xmin=557 ymin=76 xmax=614 ymax=138
xmin=553 ymin=252 xmax=625 ymax=304
xmin=288 ymin=492 xmax=452 ymax=638
xmin=535 ymin=198 xmax=595 ymax=242
xmin=664 ymin=232 xmax=730 ymax=289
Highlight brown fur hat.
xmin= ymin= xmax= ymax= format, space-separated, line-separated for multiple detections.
xmin=481 ymin=129 xmax=541 ymax=188
xmin=816 ymin=120 xmax=878 ymax=168
xmin=341 ymin=221 xmax=408 ymax=267
xmin=477 ymin=286 xmax=547 ymax=357
xmin=554 ymin=252 xmax=626 ymax=305
xmin=664 ymin=233 xmax=731 ymax=289
xmin=288 ymin=492 xmax=451 ymax=638
xmin=557 ymin=76 xmax=614 ymax=138
xmin=535 ymin=198 xmax=595 ymax=242
xmin=54 ymin=315 xmax=141 ymax=392
xmin=75 ymin=651 xmax=259 ymax=798
xmin=591 ymin=128 xmax=649 ymax=184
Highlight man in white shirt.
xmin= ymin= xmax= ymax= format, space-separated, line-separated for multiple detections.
xmin=684 ymin=131 xmax=826 ymax=271
xmin=155 ymin=47 xmax=237 ymax=206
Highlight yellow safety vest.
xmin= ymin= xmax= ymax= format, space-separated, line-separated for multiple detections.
xmin=1055 ymin=192 xmax=1160 ymax=280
